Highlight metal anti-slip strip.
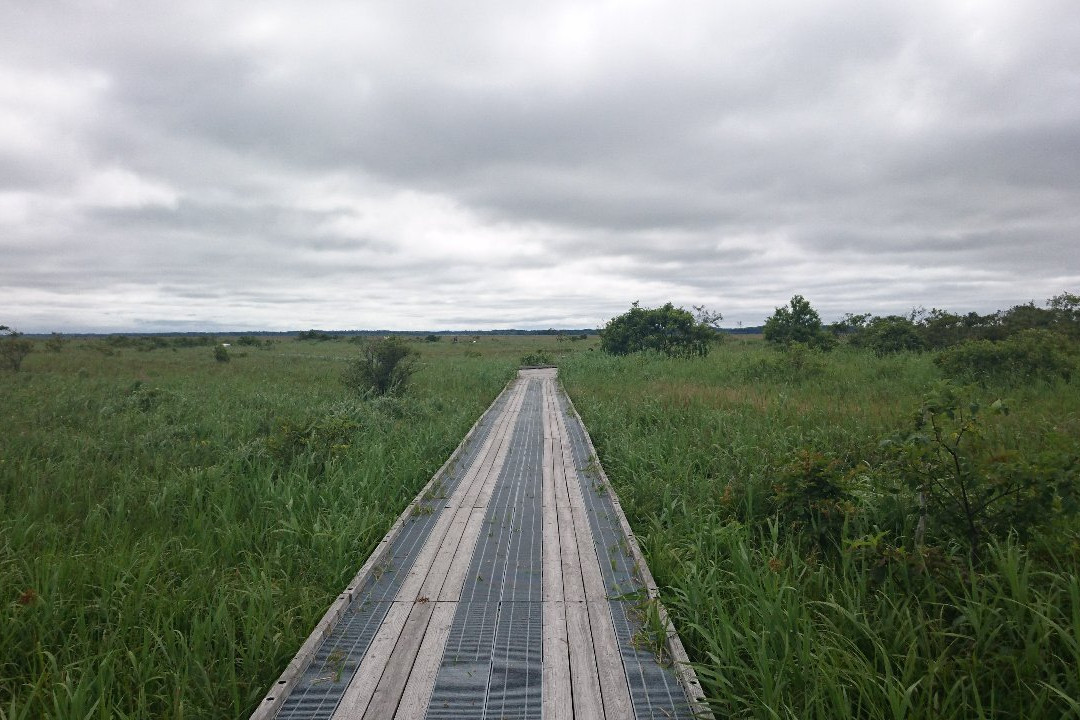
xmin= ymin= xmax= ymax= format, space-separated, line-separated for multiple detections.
xmin=556 ymin=387 xmax=712 ymax=718
xmin=327 ymin=378 xmax=533 ymax=718
xmin=426 ymin=378 xmax=545 ymax=719
xmin=254 ymin=369 xmax=707 ymax=720
xmin=255 ymin=376 xmax=527 ymax=719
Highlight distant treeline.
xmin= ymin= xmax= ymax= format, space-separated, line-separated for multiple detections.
xmin=26 ymin=328 xmax=602 ymax=340
xmin=26 ymin=326 xmax=770 ymax=340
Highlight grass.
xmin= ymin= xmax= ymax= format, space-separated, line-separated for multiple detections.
xmin=3 ymin=332 xmax=1078 ymax=718
xmin=0 ymin=335 xmax=574 ymax=718
xmin=560 ymin=337 xmax=1080 ymax=719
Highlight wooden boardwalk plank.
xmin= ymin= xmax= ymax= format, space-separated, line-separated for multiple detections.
xmin=332 ymin=378 xmax=528 ymax=719
xmin=332 ymin=601 xmax=412 ymax=719
xmin=393 ymin=602 xmax=457 ymax=720
xmin=257 ymin=369 xmax=709 ymax=720
xmin=437 ymin=507 xmax=488 ymax=602
xmin=566 ymin=601 xmax=605 ymax=718
xmin=589 ymin=600 xmax=634 ymax=720
xmin=545 ymin=378 xmax=607 ymax=718
xmin=548 ymin=377 xmax=634 ymax=719
xmin=396 ymin=379 xmax=527 ymax=601
xmin=542 ymin=600 xmax=573 ymax=720
xmin=541 ymin=435 xmax=563 ymax=603
xmin=362 ymin=601 xmax=437 ymax=719
xmin=541 ymin=381 xmax=573 ymax=720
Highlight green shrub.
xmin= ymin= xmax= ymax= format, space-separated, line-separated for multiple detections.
xmin=123 ymin=384 xmax=183 ymax=414
xmin=763 ymin=295 xmax=836 ymax=351
xmin=935 ymin=329 xmax=1076 ymax=384
xmin=520 ymin=351 xmax=554 ymax=366
xmin=856 ymin=315 xmax=926 ymax=355
xmin=266 ymin=413 xmax=360 ymax=472
xmin=600 ymin=302 xmax=718 ymax=358
xmin=883 ymin=381 xmax=1080 ymax=559
xmin=999 ymin=301 xmax=1055 ymax=336
xmin=342 ymin=336 xmax=418 ymax=396
xmin=0 ymin=325 xmax=33 ymax=371
xmin=1048 ymin=291 xmax=1080 ymax=338
xmin=770 ymin=450 xmax=857 ymax=550
xmin=742 ymin=342 xmax=827 ymax=382
xmin=213 ymin=346 xmax=230 ymax=363
xmin=44 ymin=333 xmax=65 ymax=353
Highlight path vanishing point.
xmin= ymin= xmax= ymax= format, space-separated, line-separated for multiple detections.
xmin=252 ymin=368 xmax=710 ymax=719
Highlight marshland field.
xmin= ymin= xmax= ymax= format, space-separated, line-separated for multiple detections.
xmin=2 ymin=325 xmax=1079 ymax=718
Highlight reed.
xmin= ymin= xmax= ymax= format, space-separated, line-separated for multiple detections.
xmin=560 ymin=340 xmax=1080 ymax=719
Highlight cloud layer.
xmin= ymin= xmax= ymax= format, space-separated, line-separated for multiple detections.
xmin=3 ymin=0 xmax=1079 ymax=331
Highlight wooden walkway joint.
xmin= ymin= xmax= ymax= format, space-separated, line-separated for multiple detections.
xmin=252 ymin=368 xmax=710 ymax=719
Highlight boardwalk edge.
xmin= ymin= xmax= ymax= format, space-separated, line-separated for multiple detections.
xmin=249 ymin=376 xmax=516 ymax=720
xmin=558 ymin=384 xmax=717 ymax=720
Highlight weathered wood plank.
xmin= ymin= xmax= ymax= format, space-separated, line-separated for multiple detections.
xmin=566 ymin=601 xmax=605 ymax=719
xmin=542 ymin=443 xmax=563 ymax=603
xmin=418 ymin=506 xmax=474 ymax=600
xmin=393 ymin=602 xmax=458 ymax=720
xmin=437 ymin=507 xmax=488 ymax=602
xmin=333 ymin=378 xmax=528 ymax=720
xmin=551 ymin=388 xmax=586 ymax=603
xmin=556 ymin=487 xmax=585 ymax=602
xmin=471 ymin=401 xmax=520 ymax=509
xmin=550 ymin=383 xmax=602 ymax=602
xmin=396 ymin=380 xmax=526 ymax=600
xmin=361 ymin=601 xmax=437 ymax=720
xmin=333 ymin=601 xmax=413 ymax=719
xmin=589 ymin=600 xmax=634 ymax=719
xmin=551 ymin=381 xmax=634 ymax=718
xmin=541 ymin=380 xmax=574 ymax=719
xmin=541 ymin=383 xmax=564 ymax=604
xmin=542 ymin=600 xmax=573 ymax=720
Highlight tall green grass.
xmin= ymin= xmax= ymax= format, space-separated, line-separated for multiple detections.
xmin=561 ymin=339 xmax=1080 ymax=719
xmin=7 ymin=333 xmax=1077 ymax=718
xmin=1 ymin=339 xmax=518 ymax=718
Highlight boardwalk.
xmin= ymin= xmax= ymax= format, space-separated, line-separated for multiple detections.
xmin=252 ymin=369 xmax=708 ymax=719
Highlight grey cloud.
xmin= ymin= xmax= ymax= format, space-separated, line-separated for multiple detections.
xmin=2 ymin=1 xmax=1079 ymax=331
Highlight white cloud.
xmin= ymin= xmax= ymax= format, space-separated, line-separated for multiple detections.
xmin=76 ymin=168 xmax=180 ymax=209
xmin=0 ymin=0 xmax=1078 ymax=331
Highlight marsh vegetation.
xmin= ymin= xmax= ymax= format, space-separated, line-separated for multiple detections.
xmin=2 ymin=308 xmax=1078 ymax=718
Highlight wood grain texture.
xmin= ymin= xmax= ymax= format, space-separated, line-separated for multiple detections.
xmin=566 ymin=601 xmax=605 ymax=719
xmin=260 ymin=368 xmax=705 ymax=720
xmin=333 ymin=377 xmax=528 ymax=720
xmin=393 ymin=602 xmax=457 ymax=720
xmin=361 ymin=601 xmax=437 ymax=720
xmin=333 ymin=601 xmax=412 ymax=719
xmin=249 ymin=375 xmax=521 ymax=720
xmin=542 ymin=600 xmax=573 ymax=720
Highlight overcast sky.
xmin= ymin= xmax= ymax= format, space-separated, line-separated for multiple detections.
xmin=3 ymin=1 xmax=1079 ymax=332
